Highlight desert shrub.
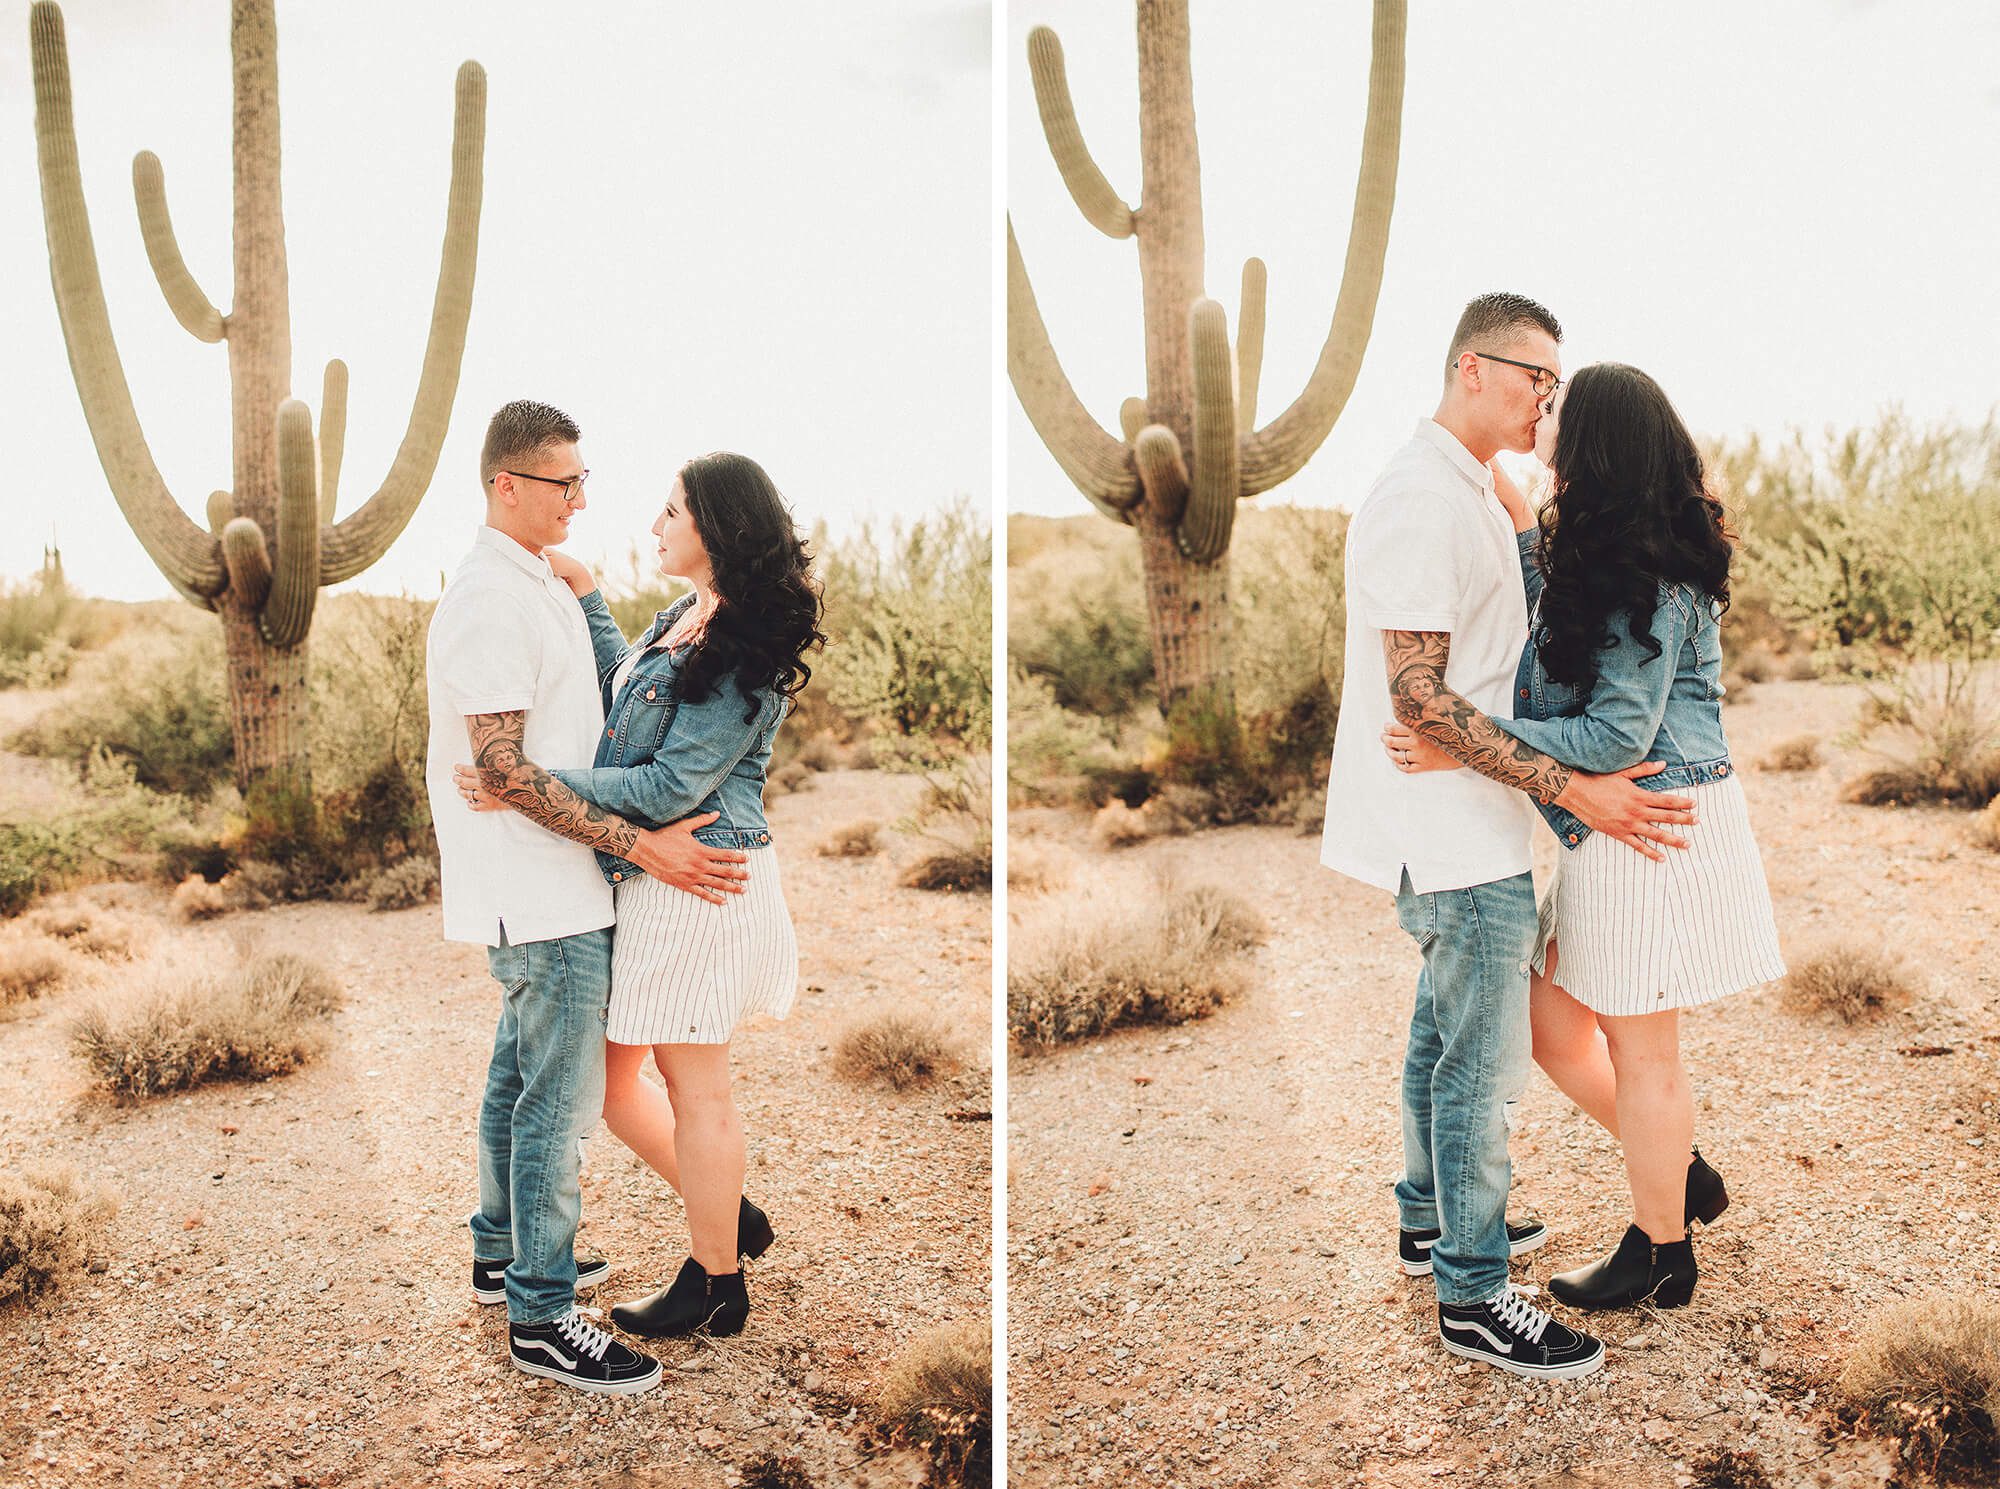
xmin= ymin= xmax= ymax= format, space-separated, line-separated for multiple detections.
xmin=310 ymin=593 xmax=435 ymax=861
xmin=0 ymin=553 xmax=112 ymax=691
xmin=738 ymin=1457 xmax=816 ymax=1489
xmin=0 ymin=932 xmax=72 ymax=1008
xmin=897 ymin=756 xmax=991 ymax=892
xmin=833 ymin=1006 xmax=959 ymax=1090
xmin=1785 ymin=652 xmax=1820 ymax=682
xmin=1006 ymin=839 xmax=1070 ymax=896
xmin=1779 ymin=946 xmax=1917 ymax=1024
xmin=0 ymin=753 xmax=191 ymax=913
xmin=1006 ymin=667 xmax=1135 ymax=808
xmin=874 ymin=1318 xmax=992 ymax=1489
xmin=792 ymin=730 xmax=846 ymax=772
xmin=11 ymin=610 xmax=231 ymax=795
xmin=1154 ymin=687 xmax=1336 ymax=823
xmin=362 ymin=855 xmax=439 ymax=911
xmin=1688 ymin=1447 xmax=1775 ymax=1489
xmin=1090 ymin=800 xmax=1150 ymax=850
xmin=1233 ymin=504 xmax=1347 ymax=739
xmin=69 ymin=949 xmax=343 ymax=1099
xmin=1972 ymin=798 xmax=2000 ymax=852
xmin=770 ymin=762 xmax=813 ymax=796
xmin=1762 ymin=735 xmax=1822 ymax=772
xmin=1839 ymin=1293 xmax=2000 ymax=1481
xmin=817 ymin=497 xmax=991 ymax=759
xmin=817 ymin=820 xmax=881 ymax=858
xmin=1012 ymin=585 xmax=1152 ymax=718
xmin=1732 ymin=647 xmax=1775 ymax=684
xmin=0 ymin=1164 xmax=116 ymax=1306
xmin=1009 ymin=876 xmax=1266 ymax=1047
xmin=26 ymin=904 xmax=137 ymax=960
xmin=171 ymin=875 xmax=228 ymax=921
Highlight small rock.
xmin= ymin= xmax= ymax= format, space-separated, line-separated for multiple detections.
xmin=1642 ymin=1418 xmax=1672 ymax=1442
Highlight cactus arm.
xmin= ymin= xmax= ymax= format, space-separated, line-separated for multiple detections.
xmin=220 ymin=517 xmax=271 ymax=612
xmin=1178 ymin=299 xmax=1239 ymax=561
xmin=1239 ymin=0 xmax=1406 ymax=497
xmin=1236 ymin=258 xmax=1266 ymax=435
xmin=318 ymin=359 xmax=347 ymax=523
xmin=30 ymin=2 xmax=227 ymax=599
xmin=1026 ymin=27 xmax=1135 ymax=239
xmin=205 ymin=490 xmax=234 ymax=534
xmin=131 ymin=152 xmax=224 ymax=344
xmin=262 ymin=399 xmax=320 ymax=647
xmin=1119 ymin=398 xmax=1148 ymax=445
xmin=1006 ymin=217 xmax=1141 ymax=519
xmin=319 ymin=61 xmax=485 ymax=585
xmin=1133 ymin=425 xmax=1188 ymax=526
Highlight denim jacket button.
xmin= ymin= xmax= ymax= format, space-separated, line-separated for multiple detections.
xmin=1717 ymin=763 xmax=1730 ymax=776
xmin=1518 ymin=688 xmax=1529 ymax=699
xmin=1567 ymin=833 xmax=1578 ymax=844
xmin=606 ymin=727 xmax=614 ymax=739
xmin=612 ymin=872 xmax=623 ymax=882
xmin=646 ymin=688 xmax=657 ymax=701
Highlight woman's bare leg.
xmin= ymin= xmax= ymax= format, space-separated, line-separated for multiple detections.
xmin=600 ymin=1039 xmax=683 ymax=1194
xmin=655 ymin=1042 xmax=742 ymax=1276
xmin=1529 ymin=939 xmax=1622 ymax=1137
xmin=1600 ymin=1009 xmax=1692 ymax=1243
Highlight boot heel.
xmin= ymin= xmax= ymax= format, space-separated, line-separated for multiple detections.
xmin=1692 ymin=1190 xmax=1728 ymax=1227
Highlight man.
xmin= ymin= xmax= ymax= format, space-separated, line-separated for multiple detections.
xmin=1320 ymin=295 xmax=1695 ymax=1380
xmin=424 ymin=399 xmax=749 ymax=1395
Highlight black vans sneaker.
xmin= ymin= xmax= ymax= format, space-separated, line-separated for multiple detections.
xmin=473 ymin=1256 xmax=610 ymax=1306
xmin=1399 ymin=1218 xmax=1548 ymax=1277
xmin=508 ymin=1309 xmax=662 ymax=1395
xmin=1437 ymin=1285 xmax=1605 ymax=1379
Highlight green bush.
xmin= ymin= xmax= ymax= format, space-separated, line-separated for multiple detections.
xmin=0 ymin=550 xmax=112 ymax=690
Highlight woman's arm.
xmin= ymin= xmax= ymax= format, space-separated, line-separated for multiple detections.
xmin=576 ymin=590 xmax=628 ymax=684
xmin=1492 ymin=593 xmax=1689 ymax=772
xmin=550 ymin=684 xmax=783 ymax=824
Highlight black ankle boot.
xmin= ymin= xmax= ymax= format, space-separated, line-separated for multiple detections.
xmin=739 ymin=1196 xmax=775 ymax=1261
xmin=1685 ymin=1149 xmax=1728 ymax=1229
xmin=611 ymin=1258 xmax=750 ymax=1339
xmin=1548 ymin=1223 xmax=1697 ymax=1311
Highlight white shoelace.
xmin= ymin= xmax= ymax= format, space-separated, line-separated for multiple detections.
xmin=553 ymin=1309 xmax=615 ymax=1362
xmin=1488 ymin=1284 xmax=1552 ymax=1344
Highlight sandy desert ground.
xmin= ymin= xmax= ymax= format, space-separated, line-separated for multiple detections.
xmin=0 ymin=762 xmax=991 ymax=1489
xmin=1008 ymin=678 xmax=1999 ymax=1489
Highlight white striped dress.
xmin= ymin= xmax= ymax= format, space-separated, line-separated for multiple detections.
xmin=602 ymin=646 xmax=799 ymax=1046
xmin=1532 ymin=772 xmax=1786 ymax=1016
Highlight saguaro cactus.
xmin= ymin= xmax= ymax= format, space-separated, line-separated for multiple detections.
xmin=1009 ymin=0 xmax=1404 ymax=713
xmin=30 ymin=0 xmax=483 ymax=795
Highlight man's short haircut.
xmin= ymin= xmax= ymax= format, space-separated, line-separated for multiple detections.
xmin=1444 ymin=293 xmax=1563 ymax=382
xmin=480 ymin=400 xmax=581 ymax=486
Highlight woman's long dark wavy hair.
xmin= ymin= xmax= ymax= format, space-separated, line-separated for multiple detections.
xmin=670 ymin=452 xmax=825 ymax=722
xmin=1536 ymin=363 xmax=1733 ymax=692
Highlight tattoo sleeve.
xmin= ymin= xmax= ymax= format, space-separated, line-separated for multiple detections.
xmin=1382 ymin=630 xmax=1574 ymax=804
xmin=466 ymin=711 xmax=642 ymax=856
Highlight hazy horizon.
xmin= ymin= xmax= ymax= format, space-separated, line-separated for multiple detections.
xmin=3 ymin=1 xmax=989 ymax=600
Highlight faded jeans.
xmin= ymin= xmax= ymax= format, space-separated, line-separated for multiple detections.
xmin=468 ymin=926 xmax=611 ymax=1324
xmin=1392 ymin=869 xmax=1535 ymax=1305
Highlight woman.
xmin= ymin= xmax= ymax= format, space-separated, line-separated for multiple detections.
xmin=459 ymin=450 xmax=823 ymax=1337
xmin=1384 ymin=363 xmax=1784 ymax=1310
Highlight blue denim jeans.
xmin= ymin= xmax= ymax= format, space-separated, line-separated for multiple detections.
xmin=1392 ymin=869 xmax=1535 ymax=1305
xmin=468 ymin=926 xmax=611 ymax=1324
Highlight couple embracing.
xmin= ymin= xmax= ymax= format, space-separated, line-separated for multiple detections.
xmin=423 ymin=400 xmax=824 ymax=1395
xmin=1322 ymin=294 xmax=1786 ymax=1379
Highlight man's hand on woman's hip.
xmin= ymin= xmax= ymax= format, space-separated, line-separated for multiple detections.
xmin=630 ymin=812 xmax=750 ymax=905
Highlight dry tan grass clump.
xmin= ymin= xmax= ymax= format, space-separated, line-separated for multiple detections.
xmin=1009 ymin=877 xmax=1267 ymax=1048
xmin=0 ymin=931 xmax=73 ymax=1009
xmin=69 ymin=949 xmax=343 ymax=1099
xmin=769 ymin=762 xmax=814 ymax=796
xmin=363 ymin=855 xmax=439 ymax=911
xmin=1688 ymin=1446 xmax=1776 ymax=1489
xmin=0 ymin=1164 xmax=116 ymax=1306
xmin=27 ymin=903 xmax=139 ymax=960
xmin=1839 ymin=1293 xmax=2000 ymax=1479
xmin=793 ymin=729 xmax=847 ymax=772
xmin=171 ymin=874 xmax=228 ymax=920
xmin=1784 ymin=652 xmax=1819 ymax=682
xmin=1090 ymin=799 xmax=1150 ymax=849
xmin=1779 ymin=946 xmax=1917 ymax=1024
xmin=1761 ymin=735 xmax=1821 ymax=772
xmin=1006 ymin=838 xmax=1070 ymax=896
xmin=1971 ymin=796 xmax=2000 ymax=852
xmin=817 ymin=820 xmax=882 ymax=859
xmin=899 ymin=812 xmax=991 ymax=893
xmin=1733 ymin=647 xmax=1777 ymax=684
xmin=875 ymin=1318 xmax=991 ymax=1488
xmin=833 ymin=1006 xmax=960 ymax=1090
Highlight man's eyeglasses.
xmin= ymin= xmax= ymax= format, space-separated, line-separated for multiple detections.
xmin=1461 ymin=352 xmax=1562 ymax=400
xmin=493 ymin=469 xmax=590 ymax=504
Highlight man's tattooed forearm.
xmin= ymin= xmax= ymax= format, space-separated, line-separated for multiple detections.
xmin=1383 ymin=631 xmax=1574 ymax=804
xmin=467 ymin=711 xmax=640 ymax=854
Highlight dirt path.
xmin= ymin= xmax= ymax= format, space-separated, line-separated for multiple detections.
xmin=0 ymin=767 xmax=990 ymax=1489
xmin=1007 ymin=680 xmax=2000 ymax=1488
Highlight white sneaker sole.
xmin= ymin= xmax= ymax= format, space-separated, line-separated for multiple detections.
xmin=1439 ymin=1333 xmax=1605 ymax=1380
xmin=1399 ymin=1228 xmax=1549 ymax=1278
xmin=511 ymin=1355 xmax=662 ymax=1395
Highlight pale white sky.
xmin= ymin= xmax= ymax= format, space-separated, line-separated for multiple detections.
xmin=1008 ymin=1 xmax=2000 ymax=514
xmin=2 ymin=0 xmax=989 ymax=598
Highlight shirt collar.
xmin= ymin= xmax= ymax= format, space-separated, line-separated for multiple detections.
xmin=475 ymin=524 xmax=556 ymax=580
xmin=1412 ymin=419 xmax=1495 ymax=494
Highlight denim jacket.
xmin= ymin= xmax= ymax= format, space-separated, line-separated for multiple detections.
xmin=550 ymin=591 xmax=787 ymax=885
xmin=1494 ymin=530 xmax=1736 ymax=849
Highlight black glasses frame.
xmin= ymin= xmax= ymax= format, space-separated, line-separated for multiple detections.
xmin=1461 ymin=352 xmax=1561 ymax=399
xmin=493 ymin=468 xmax=590 ymax=504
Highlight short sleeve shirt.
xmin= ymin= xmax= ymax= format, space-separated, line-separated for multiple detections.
xmin=1319 ymin=420 xmax=1539 ymax=895
xmin=425 ymin=527 xmax=617 ymax=946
